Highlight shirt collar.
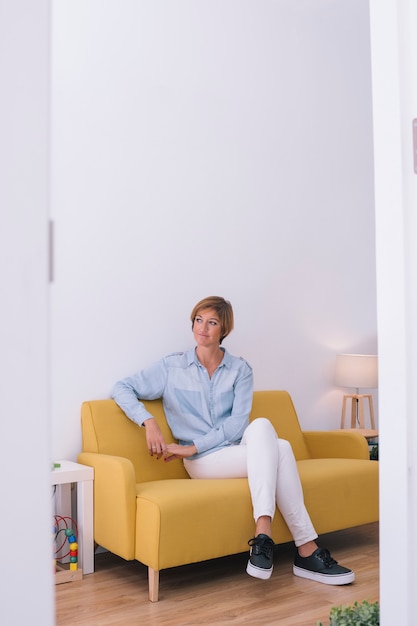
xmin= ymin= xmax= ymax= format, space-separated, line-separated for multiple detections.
xmin=186 ymin=347 xmax=229 ymax=368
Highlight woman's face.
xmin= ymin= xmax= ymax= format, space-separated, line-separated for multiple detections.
xmin=192 ymin=308 xmax=222 ymax=348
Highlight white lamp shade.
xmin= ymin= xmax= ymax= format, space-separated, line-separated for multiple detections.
xmin=335 ymin=354 xmax=378 ymax=389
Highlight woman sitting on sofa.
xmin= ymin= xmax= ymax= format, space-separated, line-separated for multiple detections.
xmin=112 ymin=295 xmax=354 ymax=585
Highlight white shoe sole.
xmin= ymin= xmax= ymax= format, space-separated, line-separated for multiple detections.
xmin=246 ymin=559 xmax=273 ymax=580
xmin=293 ymin=565 xmax=355 ymax=585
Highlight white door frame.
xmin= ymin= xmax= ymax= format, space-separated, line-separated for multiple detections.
xmin=370 ymin=0 xmax=417 ymax=623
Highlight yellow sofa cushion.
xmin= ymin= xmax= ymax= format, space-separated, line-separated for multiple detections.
xmin=132 ymin=456 xmax=378 ymax=571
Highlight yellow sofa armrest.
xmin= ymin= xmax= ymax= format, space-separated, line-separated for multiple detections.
xmin=303 ymin=430 xmax=370 ymax=460
xmin=78 ymin=451 xmax=137 ymax=560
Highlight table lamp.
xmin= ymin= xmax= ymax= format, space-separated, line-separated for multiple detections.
xmin=334 ymin=353 xmax=378 ymax=433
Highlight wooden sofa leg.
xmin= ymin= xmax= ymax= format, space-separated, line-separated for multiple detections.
xmin=148 ymin=567 xmax=159 ymax=602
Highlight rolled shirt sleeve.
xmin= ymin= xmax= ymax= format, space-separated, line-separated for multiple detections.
xmin=111 ymin=359 xmax=169 ymax=426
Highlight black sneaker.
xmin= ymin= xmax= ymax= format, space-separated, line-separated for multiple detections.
xmin=246 ymin=534 xmax=274 ymax=580
xmin=293 ymin=547 xmax=355 ymax=585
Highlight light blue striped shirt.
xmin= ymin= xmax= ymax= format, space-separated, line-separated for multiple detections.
xmin=111 ymin=348 xmax=254 ymax=459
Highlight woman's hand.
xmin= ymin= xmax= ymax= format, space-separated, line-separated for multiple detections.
xmin=143 ymin=417 xmax=167 ymax=459
xmin=144 ymin=418 xmax=197 ymax=461
xmin=164 ymin=443 xmax=197 ymax=462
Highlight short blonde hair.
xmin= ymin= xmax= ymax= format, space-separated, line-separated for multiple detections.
xmin=190 ymin=296 xmax=234 ymax=344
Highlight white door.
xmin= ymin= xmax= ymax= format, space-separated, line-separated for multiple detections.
xmin=0 ymin=1 xmax=54 ymax=623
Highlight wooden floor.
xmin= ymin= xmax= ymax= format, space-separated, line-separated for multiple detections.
xmin=55 ymin=523 xmax=378 ymax=626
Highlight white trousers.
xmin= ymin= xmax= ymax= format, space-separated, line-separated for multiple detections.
xmin=183 ymin=417 xmax=318 ymax=547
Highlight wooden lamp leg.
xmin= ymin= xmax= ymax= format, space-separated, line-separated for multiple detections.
xmin=340 ymin=396 xmax=348 ymax=428
xmin=368 ymin=395 xmax=376 ymax=429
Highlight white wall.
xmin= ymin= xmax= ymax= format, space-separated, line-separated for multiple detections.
xmin=0 ymin=1 xmax=54 ymax=624
xmin=50 ymin=0 xmax=377 ymax=460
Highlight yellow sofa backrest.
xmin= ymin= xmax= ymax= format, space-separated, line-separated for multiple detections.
xmin=250 ymin=390 xmax=311 ymax=460
xmin=81 ymin=398 xmax=189 ymax=482
xmin=80 ymin=390 xmax=311 ymax=483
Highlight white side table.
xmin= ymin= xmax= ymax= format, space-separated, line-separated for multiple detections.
xmin=51 ymin=460 xmax=94 ymax=575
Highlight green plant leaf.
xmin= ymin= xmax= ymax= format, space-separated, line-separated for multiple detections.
xmin=321 ymin=600 xmax=379 ymax=626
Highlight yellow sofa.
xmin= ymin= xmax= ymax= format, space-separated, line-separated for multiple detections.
xmin=78 ymin=390 xmax=378 ymax=601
